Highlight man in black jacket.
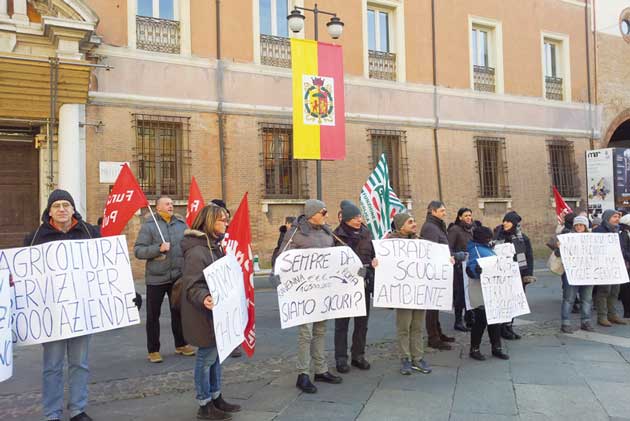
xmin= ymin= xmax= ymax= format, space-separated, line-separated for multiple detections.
xmin=271 ymin=216 xmax=296 ymax=268
xmin=24 ymin=190 xmax=100 ymax=421
xmin=420 ymin=201 xmax=461 ymax=350
xmin=333 ymin=202 xmax=375 ymax=373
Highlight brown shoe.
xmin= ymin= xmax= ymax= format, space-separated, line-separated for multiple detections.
xmin=176 ymin=345 xmax=196 ymax=356
xmin=213 ymin=394 xmax=241 ymax=413
xmin=598 ymin=318 xmax=612 ymax=327
xmin=197 ymin=402 xmax=231 ymax=420
xmin=609 ymin=315 xmax=628 ymax=325
xmin=148 ymin=352 xmax=163 ymax=363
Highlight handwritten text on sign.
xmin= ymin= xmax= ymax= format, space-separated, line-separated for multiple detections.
xmin=372 ymin=239 xmax=453 ymax=310
xmin=559 ymin=233 xmax=630 ymax=286
xmin=477 ymin=254 xmax=530 ymax=325
xmin=203 ymin=254 xmax=248 ymax=363
xmin=0 ymin=236 xmax=140 ymax=346
xmin=275 ymin=246 xmax=366 ymax=329
xmin=0 ymin=271 xmax=12 ymax=382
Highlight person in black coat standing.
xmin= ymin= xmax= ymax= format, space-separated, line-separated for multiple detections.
xmin=333 ymin=202 xmax=376 ymax=373
xmin=447 ymin=208 xmax=474 ymax=332
xmin=271 ymin=216 xmax=296 ymax=268
xmin=420 ymin=201 xmax=467 ymax=350
xmin=493 ymin=211 xmax=535 ymax=340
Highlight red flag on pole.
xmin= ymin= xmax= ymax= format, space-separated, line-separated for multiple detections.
xmin=186 ymin=176 xmax=205 ymax=227
xmin=223 ymin=193 xmax=256 ymax=357
xmin=101 ymin=163 xmax=149 ymax=236
xmin=553 ymin=186 xmax=573 ymax=225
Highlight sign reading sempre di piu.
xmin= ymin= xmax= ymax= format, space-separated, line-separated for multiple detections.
xmin=0 ymin=236 xmax=140 ymax=346
xmin=275 ymin=246 xmax=366 ymax=329
xmin=372 ymin=239 xmax=453 ymax=311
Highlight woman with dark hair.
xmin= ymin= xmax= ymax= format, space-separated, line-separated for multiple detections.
xmin=180 ymin=204 xmax=241 ymax=420
xmin=447 ymin=208 xmax=474 ymax=332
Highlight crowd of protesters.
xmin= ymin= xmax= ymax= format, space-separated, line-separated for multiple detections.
xmin=17 ymin=189 xmax=630 ymax=421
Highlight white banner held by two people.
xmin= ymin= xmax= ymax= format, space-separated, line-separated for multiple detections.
xmin=275 ymin=246 xmax=366 ymax=329
xmin=0 ymin=235 xmax=140 ymax=346
xmin=372 ymin=238 xmax=453 ymax=310
xmin=0 ymin=270 xmax=12 ymax=382
xmin=476 ymin=243 xmax=530 ymax=325
xmin=203 ymin=254 xmax=248 ymax=363
xmin=558 ymin=233 xmax=630 ymax=286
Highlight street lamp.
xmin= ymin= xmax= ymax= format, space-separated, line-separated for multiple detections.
xmin=287 ymin=4 xmax=344 ymax=201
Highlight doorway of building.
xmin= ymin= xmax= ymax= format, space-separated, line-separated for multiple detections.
xmin=0 ymin=127 xmax=40 ymax=249
xmin=608 ymin=119 xmax=630 ymax=148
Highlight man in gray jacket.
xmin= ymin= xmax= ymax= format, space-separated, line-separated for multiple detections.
xmin=134 ymin=196 xmax=195 ymax=363
xmin=278 ymin=199 xmax=343 ymax=394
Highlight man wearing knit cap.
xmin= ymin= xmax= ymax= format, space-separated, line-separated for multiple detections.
xmin=278 ymin=199 xmax=343 ymax=393
xmin=24 ymin=189 xmax=101 ymax=421
xmin=593 ymin=209 xmax=627 ymax=326
xmin=333 ymin=201 xmax=377 ymax=373
xmin=386 ymin=213 xmax=433 ymax=375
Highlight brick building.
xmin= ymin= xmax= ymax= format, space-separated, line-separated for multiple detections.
xmin=1 ymin=0 xmax=630 ymax=276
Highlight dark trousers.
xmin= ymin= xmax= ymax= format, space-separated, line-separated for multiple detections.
xmin=146 ymin=283 xmax=186 ymax=353
xmin=453 ymin=265 xmax=467 ymax=321
xmin=620 ymin=282 xmax=630 ymax=316
xmin=334 ymin=290 xmax=371 ymax=362
xmin=426 ymin=310 xmax=444 ymax=344
xmin=471 ymin=308 xmax=501 ymax=350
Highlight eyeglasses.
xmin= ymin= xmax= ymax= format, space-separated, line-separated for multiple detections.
xmin=51 ymin=202 xmax=73 ymax=210
xmin=319 ymin=209 xmax=328 ymax=216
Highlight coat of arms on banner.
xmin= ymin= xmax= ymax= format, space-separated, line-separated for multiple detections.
xmin=302 ymin=75 xmax=335 ymax=126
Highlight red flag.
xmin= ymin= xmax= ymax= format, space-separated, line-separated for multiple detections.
xmin=223 ymin=193 xmax=255 ymax=357
xmin=186 ymin=176 xmax=205 ymax=227
xmin=553 ymin=186 xmax=573 ymax=225
xmin=101 ymin=164 xmax=149 ymax=236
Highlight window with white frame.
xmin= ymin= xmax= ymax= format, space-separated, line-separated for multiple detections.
xmin=367 ymin=5 xmax=396 ymax=81
xmin=259 ymin=0 xmax=291 ymax=67
xmin=544 ymin=38 xmax=564 ymax=101
xmin=260 ymin=0 xmax=289 ymax=37
xmin=136 ymin=0 xmax=181 ymax=54
xmin=137 ymin=0 xmax=177 ymax=20
xmin=471 ymin=24 xmax=495 ymax=92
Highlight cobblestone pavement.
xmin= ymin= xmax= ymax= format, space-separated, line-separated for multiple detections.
xmin=3 ymin=268 xmax=630 ymax=420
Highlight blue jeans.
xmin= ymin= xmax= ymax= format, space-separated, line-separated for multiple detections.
xmin=42 ymin=335 xmax=91 ymax=420
xmin=561 ymin=274 xmax=593 ymax=325
xmin=194 ymin=347 xmax=222 ymax=405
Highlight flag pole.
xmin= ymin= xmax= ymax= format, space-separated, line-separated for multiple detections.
xmin=146 ymin=205 xmax=167 ymax=244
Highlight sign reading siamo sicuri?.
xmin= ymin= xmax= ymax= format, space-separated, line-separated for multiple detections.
xmin=0 ymin=235 xmax=140 ymax=346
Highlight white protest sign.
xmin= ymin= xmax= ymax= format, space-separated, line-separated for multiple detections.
xmin=0 ymin=270 xmax=12 ymax=381
xmin=275 ymin=246 xmax=366 ymax=329
xmin=463 ymin=261 xmax=472 ymax=311
xmin=0 ymin=236 xmax=140 ymax=346
xmin=203 ymin=254 xmax=248 ymax=363
xmin=559 ymin=233 xmax=630 ymax=286
xmin=477 ymin=253 xmax=530 ymax=324
xmin=372 ymin=239 xmax=453 ymax=310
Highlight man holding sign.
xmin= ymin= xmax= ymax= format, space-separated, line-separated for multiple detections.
xmin=23 ymin=190 xmax=100 ymax=421
xmin=276 ymin=199 xmax=344 ymax=394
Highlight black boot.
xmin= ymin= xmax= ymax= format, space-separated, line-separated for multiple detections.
xmin=296 ymin=374 xmax=317 ymax=393
xmin=506 ymin=323 xmax=521 ymax=340
xmin=492 ymin=347 xmax=510 ymax=360
xmin=500 ymin=323 xmax=517 ymax=340
xmin=464 ymin=310 xmax=475 ymax=330
xmin=454 ymin=310 xmax=470 ymax=332
xmin=469 ymin=348 xmax=486 ymax=361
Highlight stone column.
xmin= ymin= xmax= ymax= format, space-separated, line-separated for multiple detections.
xmin=0 ymin=0 xmax=9 ymax=19
xmin=12 ymin=0 xmax=29 ymax=24
xmin=58 ymin=104 xmax=87 ymax=217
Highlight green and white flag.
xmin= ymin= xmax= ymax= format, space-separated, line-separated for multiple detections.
xmin=359 ymin=154 xmax=407 ymax=239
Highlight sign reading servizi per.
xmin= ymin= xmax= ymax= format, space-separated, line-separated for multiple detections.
xmin=0 ymin=236 xmax=140 ymax=346
xmin=275 ymin=246 xmax=366 ymax=329
xmin=559 ymin=233 xmax=630 ymax=286
xmin=477 ymin=250 xmax=530 ymax=325
xmin=372 ymin=239 xmax=453 ymax=310
xmin=203 ymin=254 xmax=248 ymax=363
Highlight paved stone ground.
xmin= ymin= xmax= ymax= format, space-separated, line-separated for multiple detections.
xmin=3 ymin=264 xmax=630 ymax=420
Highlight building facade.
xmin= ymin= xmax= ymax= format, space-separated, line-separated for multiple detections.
xmin=2 ymin=0 xmax=629 ymax=274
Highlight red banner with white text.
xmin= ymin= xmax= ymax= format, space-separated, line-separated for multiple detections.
xmin=101 ymin=163 xmax=149 ymax=236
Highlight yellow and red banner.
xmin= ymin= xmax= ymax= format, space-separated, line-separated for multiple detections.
xmin=291 ymin=39 xmax=345 ymax=160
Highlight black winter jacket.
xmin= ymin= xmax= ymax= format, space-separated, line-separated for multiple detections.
xmin=420 ymin=214 xmax=449 ymax=245
xmin=24 ymin=215 xmax=100 ymax=246
xmin=334 ymin=222 xmax=375 ymax=291
xmin=494 ymin=226 xmax=534 ymax=277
